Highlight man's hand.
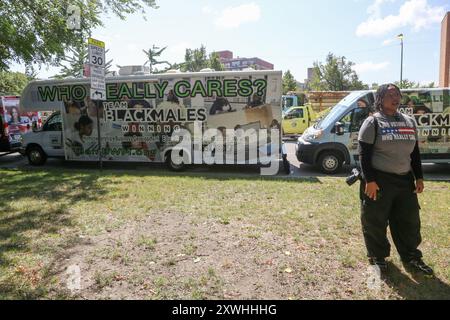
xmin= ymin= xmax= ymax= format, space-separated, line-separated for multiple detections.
xmin=415 ymin=179 xmax=425 ymax=194
xmin=365 ymin=182 xmax=380 ymax=201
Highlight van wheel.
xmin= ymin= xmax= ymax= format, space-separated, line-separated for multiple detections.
xmin=27 ymin=145 xmax=47 ymax=166
xmin=166 ymin=150 xmax=187 ymax=172
xmin=318 ymin=151 xmax=342 ymax=175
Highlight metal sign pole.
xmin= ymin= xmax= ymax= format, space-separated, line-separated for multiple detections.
xmin=96 ymin=99 xmax=103 ymax=171
xmin=88 ymin=37 xmax=106 ymax=172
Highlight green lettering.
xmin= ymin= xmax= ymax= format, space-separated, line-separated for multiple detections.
xmin=191 ymin=80 xmax=207 ymax=97
xmin=118 ymin=83 xmax=133 ymax=99
xmin=144 ymin=82 xmax=157 ymax=99
xmin=154 ymin=81 xmax=168 ymax=99
xmin=174 ymin=80 xmax=190 ymax=98
xmin=38 ymin=86 xmax=57 ymax=102
xmin=72 ymin=85 xmax=86 ymax=101
xmin=107 ymin=84 xmax=118 ymax=100
xmin=238 ymin=79 xmax=253 ymax=97
xmin=131 ymin=82 xmax=145 ymax=99
xmin=223 ymin=79 xmax=238 ymax=97
xmin=206 ymin=80 xmax=222 ymax=97
xmin=59 ymin=86 xmax=70 ymax=101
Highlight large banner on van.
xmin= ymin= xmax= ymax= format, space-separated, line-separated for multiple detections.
xmin=35 ymin=73 xmax=282 ymax=162
xmin=398 ymin=89 xmax=450 ymax=159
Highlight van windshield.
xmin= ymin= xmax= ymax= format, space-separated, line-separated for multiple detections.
xmin=315 ymin=92 xmax=366 ymax=129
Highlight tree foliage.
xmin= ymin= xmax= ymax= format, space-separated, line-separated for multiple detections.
xmin=181 ymin=46 xmax=224 ymax=72
xmin=0 ymin=0 xmax=158 ymax=71
xmin=181 ymin=46 xmax=208 ymax=72
xmin=0 ymin=71 xmax=31 ymax=95
xmin=143 ymin=45 xmax=171 ymax=73
xmin=54 ymin=39 xmax=113 ymax=79
xmin=310 ymin=53 xmax=368 ymax=91
xmin=208 ymin=52 xmax=225 ymax=72
xmin=394 ymin=79 xmax=419 ymax=89
xmin=282 ymin=70 xmax=297 ymax=94
xmin=373 ymin=80 xmax=434 ymax=90
xmin=394 ymin=79 xmax=435 ymax=89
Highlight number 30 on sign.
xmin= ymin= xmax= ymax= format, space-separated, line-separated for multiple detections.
xmin=88 ymin=38 xmax=105 ymax=68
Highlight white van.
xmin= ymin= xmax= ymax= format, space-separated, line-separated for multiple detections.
xmin=296 ymin=88 xmax=450 ymax=174
xmin=20 ymin=70 xmax=288 ymax=171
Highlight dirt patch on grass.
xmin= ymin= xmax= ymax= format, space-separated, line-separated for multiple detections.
xmin=2 ymin=170 xmax=448 ymax=300
xmin=47 ymin=210 xmax=434 ymax=300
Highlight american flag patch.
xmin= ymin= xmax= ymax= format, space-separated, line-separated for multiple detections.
xmin=381 ymin=127 xmax=415 ymax=135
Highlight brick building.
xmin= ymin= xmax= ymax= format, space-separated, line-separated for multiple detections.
xmin=215 ymin=50 xmax=274 ymax=71
xmin=440 ymin=12 xmax=450 ymax=87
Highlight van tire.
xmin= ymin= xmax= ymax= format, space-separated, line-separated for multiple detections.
xmin=317 ymin=151 xmax=342 ymax=175
xmin=27 ymin=145 xmax=47 ymax=166
xmin=165 ymin=150 xmax=187 ymax=172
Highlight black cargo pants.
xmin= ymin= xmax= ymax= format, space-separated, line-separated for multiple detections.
xmin=360 ymin=170 xmax=423 ymax=262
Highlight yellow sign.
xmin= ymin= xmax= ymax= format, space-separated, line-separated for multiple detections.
xmin=88 ymin=37 xmax=105 ymax=48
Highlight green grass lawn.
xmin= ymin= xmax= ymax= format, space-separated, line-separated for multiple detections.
xmin=0 ymin=168 xmax=449 ymax=299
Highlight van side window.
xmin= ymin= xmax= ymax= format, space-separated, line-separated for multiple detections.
xmin=339 ymin=110 xmax=353 ymax=133
xmin=288 ymin=108 xmax=303 ymax=119
xmin=43 ymin=113 xmax=62 ymax=131
xmin=352 ymin=107 xmax=371 ymax=132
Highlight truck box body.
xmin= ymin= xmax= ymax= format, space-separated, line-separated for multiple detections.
xmin=20 ymin=70 xmax=283 ymax=166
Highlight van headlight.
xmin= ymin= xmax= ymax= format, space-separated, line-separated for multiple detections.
xmin=302 ymin=129 xmax=323 ymax=141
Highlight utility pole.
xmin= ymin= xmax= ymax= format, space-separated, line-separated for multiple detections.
xmin=398 ymin=34 xmax=404 ymax=88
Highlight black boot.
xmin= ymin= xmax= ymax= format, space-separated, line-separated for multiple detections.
xmin=369 ymin=257 xmax=388 ymax=272
xmin=403 ymin=258 xmax=434 ymax=276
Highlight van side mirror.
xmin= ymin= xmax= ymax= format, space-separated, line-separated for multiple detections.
xmin=335 ymin=122 xmax=345 ymax=136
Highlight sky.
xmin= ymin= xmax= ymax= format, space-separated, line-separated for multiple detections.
xmin=11 ymin=0 xmax=450 ymax=86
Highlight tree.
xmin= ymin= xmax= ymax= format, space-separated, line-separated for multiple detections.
xmin=0 ymin=1 xmax=158 ymax=71
xmin=208 ymin=52 xmax=225 ymax=71
xmin=393 ymin=80 xmax=437 ymax=89
xmin=310 ymin=53 xmax=368 ymax=91
xmin=394 ymin=79 xmax=420 ymax=89
xmin=282 ymin=70 xmax=297 ymax=94
xmin=143 ymin=45 xmax=171 ymax=73
xmin=54 ymin=40 xmax=113 ymax=79
xmin=181 ymin=45 xmax=208 ymax=72
xmin=180 ymin=46 xmax=225 ymax=72
xmin=54 ymin=40 xmax=87 ymax=78
xmin=0 ymin=71 xmax=31 ymax=95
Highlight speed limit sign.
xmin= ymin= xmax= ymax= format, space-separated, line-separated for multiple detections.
xmin=88 ymin=38 xmax=105 ymax=67
xmin=88 ymin=38 xmax=106 ymax=100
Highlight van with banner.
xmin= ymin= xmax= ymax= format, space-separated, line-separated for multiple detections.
xmin=19 ymin=70 xmax=288 ymax=173
xmin=0 ymin=95 xmax=41 ymax=152
xmin=296 ymin=88 xmax=450 ymax=174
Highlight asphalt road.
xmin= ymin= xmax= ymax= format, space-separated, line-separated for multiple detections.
xmin=1 ymin=142 xmax=450 ymax=181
